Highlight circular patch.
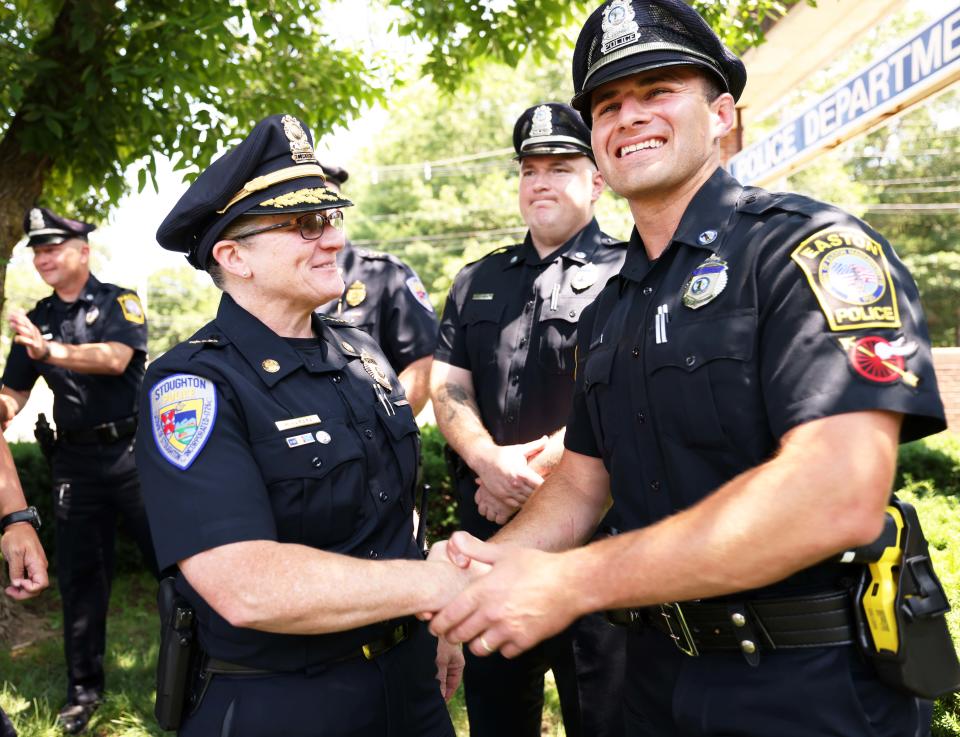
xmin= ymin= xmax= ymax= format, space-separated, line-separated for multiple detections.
xmin=316 ymin=430 xmax=332 ymax=445
xmin=819 ymin=248 xmax=885 ymax=305
xmin=261 ymin=359 xmax=280 ymax=373
xmin=849 ymin=336 xmax=902 ymax=383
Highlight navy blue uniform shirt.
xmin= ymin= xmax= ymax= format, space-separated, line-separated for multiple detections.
xmin=566 ymin=168 xmax=946 ymax=597
xmin=1 ymin=274 xmax=147 ymax=431
xmin=436 ymin=218 xmax=627 ymax=446
xmin=317 ymin=241 xmax=438 ymax=373
xmin=136 ymin=293 xmax=422 ymax=670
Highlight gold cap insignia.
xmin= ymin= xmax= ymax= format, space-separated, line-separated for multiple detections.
xmin=281 ymin=115 xmax=318 ymax=164
xmin=345 ymin=280 xmax=367 ymax=307
xmin=262 ymin=359 xmax=281 ymax=373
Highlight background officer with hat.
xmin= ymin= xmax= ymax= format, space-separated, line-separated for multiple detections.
xmin=428 ymin=2 xmax=948 ymax=735
xmin=315 ymin=163 xmax=438 ymax=416
xmin=140 ymin=113 xmax=466 ymax=737
xmin=0 ymin=207 xmax=157 ymax=733
xmin=430 ymin=102 xmax=626 ymax=737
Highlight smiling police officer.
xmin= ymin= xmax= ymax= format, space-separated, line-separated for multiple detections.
xmin=0 ymin=207 xmax=157 ymax=734
xmin=428 ymin=2 xmax=948 ymax=736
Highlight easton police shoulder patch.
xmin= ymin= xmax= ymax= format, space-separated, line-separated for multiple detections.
xmin=118 ymin=293 xmax=145 ymax=324
xmin=150 ymin=373 xmax=217 ymax=470
xmin=790 ymin=227 xmax=901 ymax=331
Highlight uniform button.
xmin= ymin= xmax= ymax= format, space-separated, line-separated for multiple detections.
xmin=364 ymin=429 xmax=374 ymax=439
xmin=636 ymin=412 xmax=645 ymax=424
xmin=650 ymin=480 xmax=661 ymax=491
xmin=568 ymin=310 xmax=577 ymax=318
xmin=519 ymin=338 xmax=527 ymax=348
xmin=642 ymin=286 xmax=653 ymax=296
xmin=631 ymin=347 xmax=640 ymax=358
xmin=511 ymin=374 xmax=520 ymax=385
xmin=332 ymin=374 xmax=342 ymax=383
xmin=506 ymin=414 xmax=516 ymax=423
xmin=740 ymin=640 xmax=757 ymax=654
xmin=311 ymin=457 xmax=322 ymax=468
xmin=379 ymin=491 xmax=389 ymax=502
xmin=526 ymin=300 xmax=535 ymax=309
xmin=368 ymin=549 xmax=379 ymax=559
xmin=731 ymin=613 xmax=746 ymax=627
xmin=685 ymin=355 xmax=696 ymax=367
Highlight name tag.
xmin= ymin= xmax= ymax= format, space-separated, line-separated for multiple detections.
xmin=275 ymin=414 xmax=321 ymax=431
xmin=472 ymin=293 xmax=494 ymax=301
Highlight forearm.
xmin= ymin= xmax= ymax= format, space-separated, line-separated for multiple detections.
xmin=0 ymin=390 xmax=27 ymax=423
xmin=182 ymin=541 xmax=467 ymax=634
xmin=528 ymin=428 xmax=565 ymax=478
xmin=42 ymin=341 xmax=132 ymax=375
xmin=431 ymin=375 xmax=496 ymax=469
xmin=0 ymin=439 xmax=28 ymax=516
xmin=398 ymin=355 xmax=432 ymax=416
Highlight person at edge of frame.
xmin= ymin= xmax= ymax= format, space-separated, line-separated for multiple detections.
xmin=429 ymin=101 xmax=627 ymax=737
xmin=0 ymin=207 xmax=158 ymax=735
xmin=0 ymin=433 xmax=49 ymax=737
xmin=425 ymin=2 xmax=947 ymax=736
xmin=314 ymin=163 xmax=438 ymax=417
xmin=138 ymin=113 xmax=469 ymax=737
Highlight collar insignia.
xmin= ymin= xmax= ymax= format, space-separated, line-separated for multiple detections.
xmin=261 ymin=359 xmax=280 ymax=373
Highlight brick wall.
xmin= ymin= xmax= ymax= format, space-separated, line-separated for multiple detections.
xmin=933 ymin=347 xmax=960 ymax=433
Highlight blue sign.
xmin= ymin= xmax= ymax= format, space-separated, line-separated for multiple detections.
xmin=729 ymin=8 xmax=960 ymax=184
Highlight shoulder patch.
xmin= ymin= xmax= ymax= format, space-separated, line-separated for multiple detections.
xmin=150 ymin=374 xmax=217 ymax=470
xmin=405 ymin=276 xmax=434 ymax=312
xmin=117 ymin=293 xmax=145 ymax=324
xmin=790 ymin=227 xmax=901 ymax=332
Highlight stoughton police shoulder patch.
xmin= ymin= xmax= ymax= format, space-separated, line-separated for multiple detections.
xmin=406 ymin=276 xmax=434 ymax=312
xmin=790 ymin=227 xmax=901 ymax=331
xmin=150 ymin=373 xmax=217 ymax=470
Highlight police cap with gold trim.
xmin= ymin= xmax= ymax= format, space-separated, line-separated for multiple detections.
xmin=24 ymin=207 xmax=95 ymax=247
xmin=571 ymin=0 xmax=746 ymax=122
xmin=156 ymin=114 xmax=352 ymax=269
xmin=513 ymin=102 xmax=594 ymax=161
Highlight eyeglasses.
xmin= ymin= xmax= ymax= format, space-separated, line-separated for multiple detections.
xmin=232 ymin=210 xmax=344 ymax=241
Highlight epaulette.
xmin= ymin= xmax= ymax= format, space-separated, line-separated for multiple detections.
xmin=356 ymin=248 xmax=403 ymax=264
xmin=464 ymin=242 xmax=520 ymax=267
xmin=737 ymin=188 xmax=824 ymax=218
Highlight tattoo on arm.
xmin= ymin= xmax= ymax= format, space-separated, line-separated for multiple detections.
xmin=437 ymin=382 xmax=479 ymax=424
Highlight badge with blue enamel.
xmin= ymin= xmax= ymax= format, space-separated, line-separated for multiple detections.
xmin=681 ymin=254 xmax=728 ymax=309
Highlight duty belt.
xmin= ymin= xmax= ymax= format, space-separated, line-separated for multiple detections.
xmin=60 ymin=416 xmax=138 ymax=445
xmin=204 ymin=621 xmax=411 ymax=676
xmin=607 ymin=591 xmax=855 ymax=659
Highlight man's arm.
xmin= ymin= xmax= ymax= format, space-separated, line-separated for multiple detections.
xmin=0 ymin=387 xmax=30 ymax=426
xmin=0 ymin=436 xmax=48 ymax=600
xmin=432 ymin=410 xmax=900 ymax=657
xmin=397 ymin=354 xmax=432 ymax=417
xmin=9 ymin=308 xmax=133 ymax=375
xmin=430 ymin=360 xmax=546 ymax=521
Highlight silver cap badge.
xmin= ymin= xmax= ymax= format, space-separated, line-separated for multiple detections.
xmin=601 ymin=0 xmax=639 ymax=55
xmin=529 ymin=105 xmax=553 ymax=138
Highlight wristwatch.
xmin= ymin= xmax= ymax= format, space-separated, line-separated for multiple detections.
xmin=0 ymin=506 xmax=41 ymax=533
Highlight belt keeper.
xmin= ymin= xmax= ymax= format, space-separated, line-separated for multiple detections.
xmin=727 ymin=603 xmax=762 ymax=667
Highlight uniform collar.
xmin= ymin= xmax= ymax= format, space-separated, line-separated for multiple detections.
xmin=214 ymin=293 xmax=347 ymax=387
xmin=78 ymin=274 xmax=102 ymax=304
xmin=507 ymin=218 xmax=604 ymax=269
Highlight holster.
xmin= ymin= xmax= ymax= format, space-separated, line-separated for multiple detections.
xmin=34 ymin=413 xmax=56 ymax=463
xmin=854 ymin=497 xmax=960 ymax=699
xmin=155 ymin=577 xmax=199 ymax=731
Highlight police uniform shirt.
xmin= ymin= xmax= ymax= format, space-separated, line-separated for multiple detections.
xmin=565 ymin=168 xmax=946 ymax=596
xmin=136 ymin=293 xmax=422 ymax=670
xmin=1 ymin=275 xmax=147 ymax=431
xmin=317 ymin=241 xmax=438 ymax=373
xmin=436 ymin=218 xmax=626 ymax=446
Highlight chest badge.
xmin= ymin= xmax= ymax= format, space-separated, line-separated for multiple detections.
xmin=571 ymin=262 xmax=599 ymax=292
xmin=85 ymin=306 xmax=100 ymax=325
xmin=345 ymin=280 xmax=366 ymax=307
xmin=681 ymin=254 xmax=728 ymax=309
xmin=261 ymin=359 xmax=281 ymax=373
xmin=361 ymin=350 xmax=392 ymax=392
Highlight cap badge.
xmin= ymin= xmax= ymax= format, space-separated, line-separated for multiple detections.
xmin=571 ymin=262 xmax=599 ymax=292
xmin=345 ymin=280 xmax=366 ymax=307
xmin=601 ymin=0 xmax=639 ymax=55
xmin=262 ymin=359 xmax=281 ymax=373
xmin=281 ymin=115 xmax=318 ymax=164
xmin=29 ymin=208 xmax=45 ymax=232
xmin=681 ymin=254 xmax=728 ymax=309
xmin=361 ymin=350 xmax=392 ymax=392
xmin=530 ymin=105 xmax=553 ymax=138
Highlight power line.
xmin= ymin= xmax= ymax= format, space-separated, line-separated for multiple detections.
xmin=860 ymin=175 xmax=960 ymax=186
xmin=351 ymin=226 xmax=526 ymax=247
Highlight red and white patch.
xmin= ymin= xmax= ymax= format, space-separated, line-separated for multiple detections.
xmin=840 ymin=335 xmax=919 ymax=388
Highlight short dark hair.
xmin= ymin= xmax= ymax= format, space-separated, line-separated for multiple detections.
xmin=204 ymin=215 xmax=259 ymax=290
xmin=701 ymin=73 xmax=725 ymax=103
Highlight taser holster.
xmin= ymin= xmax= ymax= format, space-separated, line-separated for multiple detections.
xmin=846 ymin=497 xmax=960 ymax=698
xmin=155 ymin=577 xmax=198 ymax=730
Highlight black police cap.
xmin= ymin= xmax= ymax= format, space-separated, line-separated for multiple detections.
xmin=319 ymin=163 xmax=349 ymax=188
xmin=571 ymin=0 xmax=747 ymax=122
xmin=156 ymin=114 xmax=353 ymax=269
xmin=513 ymin=103 xmax=594 ymax=161
xmin=24 ymin=207 xmax=95 ymax=247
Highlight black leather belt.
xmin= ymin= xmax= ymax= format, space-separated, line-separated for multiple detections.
xmin=59 ymin=416 xmax=138 ymax=445
xmin=204 ymin=622 xmax=411 ymax=676
xmin=608 ymin=591 xmax=855 ymax=658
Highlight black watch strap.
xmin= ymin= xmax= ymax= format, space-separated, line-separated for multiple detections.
xmin=0 ymin=506 xmax=41 ymax=532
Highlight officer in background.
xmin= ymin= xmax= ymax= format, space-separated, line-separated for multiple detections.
xmin=0 ymin=208 xmax=157 ymax=734
xmin=315 ymin=164 xmax=438 ymax=415
xmin=140 ymin=114 xmax=466 ymax=737
xmin=1 ymin=433 xmax=49 ymax=737
xmin=428 ymin=2 xmax=947 ymax=736
xmin=430 ymin=103 xmax=626 ymax=737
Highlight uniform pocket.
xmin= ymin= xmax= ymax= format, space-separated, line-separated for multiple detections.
xmin=376 ymin=403 xmax=421 ymax=512
xmin=582 ymin=345 xmax=617 ymax=455
xmin=460 ymin=300 xmax=506 ymax=369
xmin=537 ymin=297 xmax=592 ymax=375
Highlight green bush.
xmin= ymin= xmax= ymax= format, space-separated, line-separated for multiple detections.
xmin=421 ymin=423 xmax=460 ymax=543
xmin=897 ymin=433 xmax=960 ymax=497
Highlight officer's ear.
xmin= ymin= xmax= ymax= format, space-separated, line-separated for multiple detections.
xmin=590 ymin=165 xmax=605 ymax=204
xmin=709 ymin=92 xmax=736 ymax=143
xmin=210 ymin=239 xmax=250 ymax=281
